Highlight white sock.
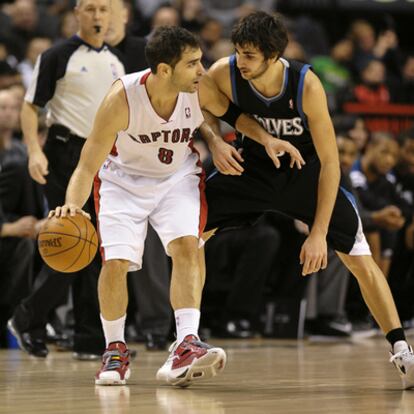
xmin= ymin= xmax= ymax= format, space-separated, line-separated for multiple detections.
xmin=393 ymin=340 xmax=409 ymax=354
xmin=175 ymin=308 xmax=200 ymax=343
xmin=100 ymin=314 xmax=126 ymax=348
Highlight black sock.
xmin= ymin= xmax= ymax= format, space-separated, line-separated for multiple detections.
xmin=386 ymin=327 xmax=406 ymax=348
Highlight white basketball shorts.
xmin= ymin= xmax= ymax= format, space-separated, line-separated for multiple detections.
xmin=94 ymin=158 xmax=207 ymax=271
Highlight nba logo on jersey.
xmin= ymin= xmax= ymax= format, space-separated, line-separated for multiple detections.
xmin=185 ymin=107 xmax=191 ymax=119
xmin=289 ymin=99 xmax=294 ymax=110
xmin=110 ymin=63 xmax=119 ymax=79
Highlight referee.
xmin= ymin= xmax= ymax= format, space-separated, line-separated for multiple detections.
xmin=8 ymin=0 xmax=125 ymax=358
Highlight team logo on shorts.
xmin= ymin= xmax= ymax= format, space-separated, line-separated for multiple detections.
xmin=185 ymin=107 xmax=191 ymax=118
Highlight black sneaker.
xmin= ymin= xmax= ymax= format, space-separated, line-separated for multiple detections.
xmin=307 ymin=316 xmax=352 ymax=339
xmin=7 ymin=316 xmax=48 ymax=358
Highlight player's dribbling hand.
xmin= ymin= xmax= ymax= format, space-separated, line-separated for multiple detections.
xmin=210 ymin=139 xmax=244 ymax=175
xmin=264 ymin=139 xmax=305 ymax=169
xmin=49 ymin=204 xmax=91 ymax=219
xmin=299 ymin=232 xmax=328 ymax=276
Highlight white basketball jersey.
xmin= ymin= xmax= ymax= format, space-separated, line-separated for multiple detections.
xmin=107 ymin=70 xmax=204 ymax=178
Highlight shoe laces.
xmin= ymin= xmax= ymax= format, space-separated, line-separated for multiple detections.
xmin=389 ymin=347 xmax=414 ymax=363
xmin=103 ymin=350 xmax=126 ymax=370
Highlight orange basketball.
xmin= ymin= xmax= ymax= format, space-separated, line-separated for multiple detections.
xmin=38 ymin=213 xmax=99 ymax=273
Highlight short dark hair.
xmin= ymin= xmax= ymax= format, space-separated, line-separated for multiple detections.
xmin=145 ymin=26 xmax=199 ymax=73
xmin=231 ymin=11 xmax=288 ymax=60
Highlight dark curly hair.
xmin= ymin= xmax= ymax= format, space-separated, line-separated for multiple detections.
xmin=145 ymin=26 xmax=200 ymax=73
xmin=231 ymin=11 xmax=288 ymax=60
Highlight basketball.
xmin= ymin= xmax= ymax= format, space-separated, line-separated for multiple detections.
xmin=38 ymin=213 xmax=99 ymax=273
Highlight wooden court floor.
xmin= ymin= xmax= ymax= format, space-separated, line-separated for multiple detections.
xmin=1 ymin=337 xmax=414 ymax=414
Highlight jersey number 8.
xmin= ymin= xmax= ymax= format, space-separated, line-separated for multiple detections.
xmin=158 ymin=148 xmax=174 ymax=164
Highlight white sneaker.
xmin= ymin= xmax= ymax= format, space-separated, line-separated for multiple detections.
xmin=156 ymin=335 xmax=226 ymax=387
xmin=389 ymin=345 xmax=414 ymax=389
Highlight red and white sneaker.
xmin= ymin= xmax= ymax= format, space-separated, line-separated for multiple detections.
xmin=95 ymin=342 xmax=131 ymax=385
xmin=156 ymin=335 xmax=226 ymax=387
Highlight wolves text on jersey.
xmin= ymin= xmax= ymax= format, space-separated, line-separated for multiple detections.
xmin=253 ymin=115 xmax=304 ymax=137
xmin=127 ymin=127 xmax=197 ymax=145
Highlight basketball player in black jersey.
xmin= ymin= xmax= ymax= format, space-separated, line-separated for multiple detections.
xmin=202 ymin=11 xmax=414 ymax=389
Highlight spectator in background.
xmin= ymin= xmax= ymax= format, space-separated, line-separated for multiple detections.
xmin=0 ymin=61 xmax=21 ymax=89
xmin=353 ymin=59 xmax=391 ymax=105
xmin=350 ymin=133 xmax=407 ymax=275
xmin=134 ymin=0 xmax=172 ymax=21
xmin=311 ymin=39 xmax=353 ymax=112
xmin=0 ymin=35 xmax=18 ymax=66
xmin=178 ymin=0 xmax=205 ymax=33
xmin=1 ymin=0 xmax=58 ymax=61
xmin=150 ymin=4 xmax=180 ymax=32
xmin=348 ymin=19 xmax=401 ymax=80
xmin=290 ymin=15 xmax=329 ymax=59
xmin=396 ymin=54 xmax=414 ymax=103
xmin=199 ymin=18 xmax=224 ymax=68
xmin=334 ymin=114 xmax=370 ymax=153
xmin=59 ymin=10 xmax=79 ymax=40
xmin=283 ymin=39 xmax=306 ymax=62
xmin=17 ymin=36 xmax=52 ymax=89
xmin=388 ymin=128 xmax=414 ymax=329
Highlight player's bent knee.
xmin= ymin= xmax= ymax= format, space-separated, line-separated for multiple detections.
xmin=168 ymin=235 xmax=199 ymax=258
xmin=102 ymin=259 xmax=130 ymax=275
xmin=343 ymin=255 xmax=380 ymax=280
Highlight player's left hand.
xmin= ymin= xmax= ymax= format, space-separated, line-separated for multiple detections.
xmin=299 ymin=231 xmax=328 ymax=276
xmin=210 ymin=139 xmax=244 ymax=175
xmin=49 ymin=204 xmax=91 ymax=219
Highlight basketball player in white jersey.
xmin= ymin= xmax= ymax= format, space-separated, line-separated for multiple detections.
xmin=52 ymin=26 xmax=304 ymax=387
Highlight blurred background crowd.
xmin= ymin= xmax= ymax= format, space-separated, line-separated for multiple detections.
xmin=1 ymin=0 xmax=414 ymax=354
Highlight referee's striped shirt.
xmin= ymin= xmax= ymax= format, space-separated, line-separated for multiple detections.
xmin=25 ymin=35 xmax=125 ymax=139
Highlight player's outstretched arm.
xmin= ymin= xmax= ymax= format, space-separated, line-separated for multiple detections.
xmin=52 ymin=80 xmax=128 ymax=218
xmin=299 ymin=71 xmax=339 ymax=276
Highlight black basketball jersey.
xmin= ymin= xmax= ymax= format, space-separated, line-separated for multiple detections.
xmin=230 ymin=55 xmax=316 ymax=163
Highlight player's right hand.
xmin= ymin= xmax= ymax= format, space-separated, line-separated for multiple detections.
xmin=28 ymin=149 xmax=49 ymax=184
xmin=49 ymin=204 xmax=91 ymax=219
xmin=264 ymin=138 xmax=305 ymax=170
xmin=210 ymin=139 xmax=244 ymax=175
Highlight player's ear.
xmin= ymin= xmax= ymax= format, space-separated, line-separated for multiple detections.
xmin=157 ymin=63 xmax=172 ymax=78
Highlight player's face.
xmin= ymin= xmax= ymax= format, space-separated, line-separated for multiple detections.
xmin=235 ymin=44 xmax=272 ymax=80
xmin=171 ymin=47 xmax=204 ymax=93
xmin=337 ymin=137 xmax=358 ymax=174
xmin=75 ymin=0 xmax=111 ymax=38
xmin=400 ymin=138 xmax=414 ymax=174
xmin=370 ymin=140 xmax=400 ymax=175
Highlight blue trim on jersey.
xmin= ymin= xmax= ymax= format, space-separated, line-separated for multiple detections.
xmin=206 ymin=169 xmax=219 ymax=182
xmin=297 ymin=64 xmax=311 ymax=130
xmin=247 ymin=64 xmax=289 ymax=107
xmin=229 ymin=55 xmax=239 ymax=106
xmin=340 ymin=186 xmax=358 ymax=211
